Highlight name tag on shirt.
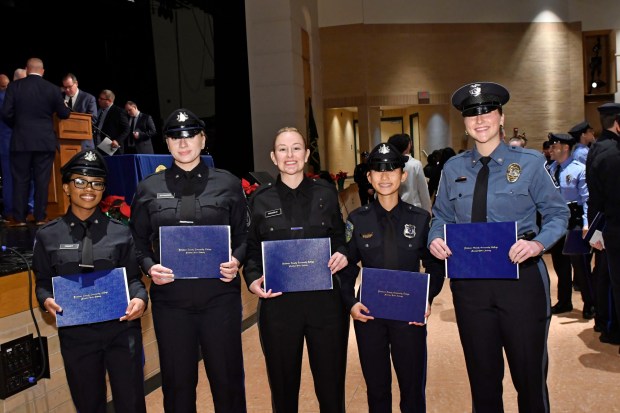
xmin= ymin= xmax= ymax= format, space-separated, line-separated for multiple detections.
xmin=157 ymin=193 xmax=174 ymax=199
xmin=59 ymin=244 xmax=79 ymax=249
xmin=265 ymin=208 xmax=282 ymax=218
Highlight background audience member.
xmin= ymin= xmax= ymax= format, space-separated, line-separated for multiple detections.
xmin=123 ymin=100 xmax=156 ymax=154
xmin=0 ymin=74 xmax=10 ymax=222
xmin=1 ymin=57 xmax=70 ymax=227
xmin=94 ymin=89 xmax=129 ymax=155
xmin=61 ymin=73 xmax=98 ymax=149
xmin=568 ymin=120 xmax=595 ymax=165
xmin=353 ymin=150 xmax=374 ymax=204
xmin=387 ymin=133 xmax=432 ymax=213
xmin=547 ymin=133 xmax=594 ymax=319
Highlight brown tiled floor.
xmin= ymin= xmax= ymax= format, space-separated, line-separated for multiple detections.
xmin=145 ymin=255 xmax=620 ymax=412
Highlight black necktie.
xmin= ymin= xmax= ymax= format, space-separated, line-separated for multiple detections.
xmin=130 ymin=116 xmax=136 ymax=132
xmin=554 ymin=165 xmax=561 ymax=187
xmin=383 ymin=212 xmax=399 ymax=269
xmin=471 ymin=156 xmax=491 ymax=222
xmin=180 ymin=174 xmax=196 ymax=222
xmin=67 ymin=96 xmax=73 ymax=110
xmin=129 ymin=117 xmax=136 ymax=147
xmin=79 ymin=221 xmax=94 ymax=269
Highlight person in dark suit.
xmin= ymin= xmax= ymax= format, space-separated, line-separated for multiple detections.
xmin=61 ymin=73 xmax=98 ymax=150
xmin=0 ymin=57 xmax=71 ymax=227
xmin=123 ymin=101 xmax=156 ymax=154
xmin=94 ymin=89 xmax=129 ymax=155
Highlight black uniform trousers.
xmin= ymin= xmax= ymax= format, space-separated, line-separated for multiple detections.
xmin=258 ymin=288 xmax=348 ymax=413
xmin=151 ymin=285 xmax=246 ymax=413
xmin=603 ymin=224 xmax=620 ymax=337
xmin=10 ymin=151 xmax=55 ymax=222
xmin=593 ymin=250 xmax=619 ymax=334
xmin=549 ymin=236 xmax=594 ymax=309
xmin=59 ymin=320 xmax=146 ymax=413
xmin=354 ymin=318 xmax=427 ymax=413
xmin=450 ymin=261 xmax=550 ymax=413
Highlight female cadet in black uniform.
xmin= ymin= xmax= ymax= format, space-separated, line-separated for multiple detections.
xmin=340 ymin=142 xmax=444 ymax=413
xmin=33 ymin=150 xmax=148 ymax=413
xmin=130 ymin=108 xmax=248 ymax=412
xmin=243 ymin=126 xmax=349 ymax=413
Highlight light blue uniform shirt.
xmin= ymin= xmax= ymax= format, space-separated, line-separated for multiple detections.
xmin=572 ymin=143 xmax=589 ymax=165
xmin=429 ymin=143 xmax=569 ymax=250
xmin=549 ymin=156 xmax=588 ymax=227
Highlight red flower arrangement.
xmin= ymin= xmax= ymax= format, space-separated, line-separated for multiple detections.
xmin=334 ymin=171 xmax=348 ymax=181
xmin=100 ymin=195 xmax=131 ymax=224
xmin=242 ymin=178 xmax=259 ymax=196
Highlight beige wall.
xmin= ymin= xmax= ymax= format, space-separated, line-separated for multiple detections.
xmin=320 ymin=22 xmax=589 ymax=169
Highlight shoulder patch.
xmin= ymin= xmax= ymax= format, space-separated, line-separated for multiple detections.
xmin=345 ymin=220 xmax=354 ymax=243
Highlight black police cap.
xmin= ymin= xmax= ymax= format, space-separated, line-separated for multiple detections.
xmin=568 ymin=120 xmax=591 ymax=139
xmin=597 ymin=103 xmax=620 ymax=115
xmin=548 ymin=132 xmax=575 ymax=147
xmin=60 ymin=150 xmax=107 ymax=182
xmin=367 ymin=143 xmax=407 ymax=171
xmin=451 ymin=82 xmax=510 ymax=117
xmin=162 ymin=108 xmax=205 ymax=139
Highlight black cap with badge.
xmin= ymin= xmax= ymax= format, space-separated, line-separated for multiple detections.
xmin=451 ymin=82 xmax=510 ymax=117
xmin=568 ymin=120 xmax=591 ymax=140
xmin=367 ymin=142 xmax=407 ymax=171
xmin=60 ymin=150 xmax=108 ymax=182
xmin=162 ymin=108 xmax=205 ymax=139
xmin=548 ymin=132 xmax=576 ymax=148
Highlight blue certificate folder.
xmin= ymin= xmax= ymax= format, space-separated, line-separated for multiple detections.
xmin=444 ymin=221 xmax=518 ymax=279
xmin=52 ymin=268 xmax=129 ymax=327
xmin=562 ymin=229 xmax=591 ymax=255
xmin=359 ymin=268 xmax=429 ymax=324
xmin=159 ymin=225 xmax=231 ymax=279
xmin=262 ymin=238 xmax=333 ymax=293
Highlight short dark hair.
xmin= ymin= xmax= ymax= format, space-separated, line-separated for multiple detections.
xmin=387 ymin=133 xmax=411 ymax=154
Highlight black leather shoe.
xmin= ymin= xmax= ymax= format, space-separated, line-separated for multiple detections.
xmin=582 ymin=306 xmax=596 ymax=320
xmin=600 ymin=331 xmax=620 ymax=344
xmin=551 ymin=303 xmax=573 ymax=315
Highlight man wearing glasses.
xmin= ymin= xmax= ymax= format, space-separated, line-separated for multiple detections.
xmin=95 ymin=89 xmax=129 ymax=155
xmin=61 ymin=73 xmax=98 ymax=149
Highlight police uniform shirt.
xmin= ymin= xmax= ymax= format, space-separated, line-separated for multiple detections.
xmin=243 ymin=175 xmax=347 ymax=286
xmin=428 ymin=143 xmax=569 ymax=248
xmin=130 ymin=160 xmax=249 ymax=284
xmin=549 ymin=156 xmax=588 ymax=227
xmin=340 ymin=200 xmax=444 ymax=312
xmin=572 ymin=143 xmax=589 ymax=165
xmin=33 ymin=208 xmax=148 ymax=307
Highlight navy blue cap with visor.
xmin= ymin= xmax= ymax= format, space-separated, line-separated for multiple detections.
xmin=367 ymin=143 xmax=407 ymax=171
xmin=451 ymin=82 xmax=510 ymax=117
xmin=61 ymin=150 xmax=108 ymax=182
xmin=548 ymin=132 xmax=575 ymax=147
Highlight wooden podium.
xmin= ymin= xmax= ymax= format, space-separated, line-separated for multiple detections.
xmin=48 ymin=112 xmax=93 ymax=218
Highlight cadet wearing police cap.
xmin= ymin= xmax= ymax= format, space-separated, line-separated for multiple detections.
xmin=568 ymin=120 xmax=594 ymax=164
xmin=546 ymin=133 xmax=594 ymax=318
xmin=130 ymin=108 xmax=249 ymax=412
xmin=429 ymin=81 xmax=569 ymax=412
xmin=340 ymin=141 xmax=444 ymax=411
xmin=586 ymin=101 xmax=620 ymax=352
xmin=33 ymin=149 xmax=149 ymax=412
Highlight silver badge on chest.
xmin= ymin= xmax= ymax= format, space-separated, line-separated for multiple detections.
xmin=403 ymin=224 xmax=416 ymax=239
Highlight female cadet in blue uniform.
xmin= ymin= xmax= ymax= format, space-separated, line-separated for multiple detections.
xmin=130 ymin=109 xmax=248 ymax=412
xmin=33 ymin=150 xmax=148 ymax=413
xmin=340 ymin=142 xmax=444 ymax=412
xmin=427 ymin=82 xmax=569 ymax=413
xmin=243 ymin=126 xmax=349 ymax=413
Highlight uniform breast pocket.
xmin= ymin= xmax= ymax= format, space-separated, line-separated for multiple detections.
xmin=356 ymin=233 xmax=382 ymax=254
xmin=448 ymin=185 xmax=474 ymax=218
xmin=258 ymin=215 xmax=288 ymax=239
xmin=148 ymin=198 xmax=180 ymax=226
xmin=494 ymin=184 xmax=530 ymax=214
xmin=51 ymin=248 xmax=79 ymax=271
xmin=197 ymin=198 xmax=231 ymax=223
